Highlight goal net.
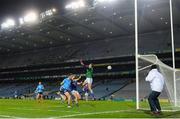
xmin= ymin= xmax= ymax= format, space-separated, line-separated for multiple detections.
xmin=138 ymin=54 xmax=180 ymax=110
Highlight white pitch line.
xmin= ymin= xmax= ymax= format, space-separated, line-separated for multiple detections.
xmin=0 ymin=115 xmax=19 ymax=118
xmin=57 ymin=109 xmax=180 ymax=118
xmin=2 ymin=109 xmax=179 ymax=118
xmin=0 ymin=110 xmax=130 ymax=119
xmin=139 ymin=108 xmax=178 ymax=112
xmin=57 ymin=110 xmax=134 ymax=118
xmin=0 ymin=115 xmax=13 ymax=118
xmin=47 ymin=105 xmax=64 ymax=108
xmin=8 ymin=107 xmax=81 ymax=113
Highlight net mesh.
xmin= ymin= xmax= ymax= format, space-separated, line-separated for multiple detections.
xmin=138 ymin=54 xmax=180 ymax=109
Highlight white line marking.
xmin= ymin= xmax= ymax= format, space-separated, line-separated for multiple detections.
xmin=139 ymin=108 xmax=178 ymax=112
xmin=8 ymin=107 xmax=81 ymax=113
xmin=0 ymin=115 xmax=13 ymax=118
xmin=0 ymin=110 xmax=134 ymax=118
xmin=57 ymin=110 xmax=134 ymax=118
xmin=1 ymin=108 xmax=179 ymax=118
xmin=56 ymin=109 xmax=180 ymax=118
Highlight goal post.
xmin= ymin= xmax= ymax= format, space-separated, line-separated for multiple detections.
xmin=134 ymin=0 xmax=177 ymax=109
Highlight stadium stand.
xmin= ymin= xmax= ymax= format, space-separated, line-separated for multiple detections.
xmin=0 ymin=29 xmax=179 ymax=68
xmin=0 ymin=50 xmax=180 ymax=99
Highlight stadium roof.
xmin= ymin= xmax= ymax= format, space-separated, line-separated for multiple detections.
xmin=0 ymin=0 xmax=179 ymax=54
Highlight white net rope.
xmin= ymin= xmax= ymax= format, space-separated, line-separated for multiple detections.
xmin=138 ymin=54 xmax=180 ymax=108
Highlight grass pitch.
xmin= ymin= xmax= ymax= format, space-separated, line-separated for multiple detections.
xmin=0 ymin=99 xmax=180 ymax=118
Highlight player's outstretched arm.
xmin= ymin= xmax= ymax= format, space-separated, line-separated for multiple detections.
xmin=80 ymin=59 xmax=88 ymax=67
xmin=80 ymin=59 xmax=84 ymax=65
xmin=77 ymin=80 xmax=83 ymax=85
xmin=60 ymin=80 xmax=64 ymax=85
xmin=74 ymin=75 xmax=82 ymax=81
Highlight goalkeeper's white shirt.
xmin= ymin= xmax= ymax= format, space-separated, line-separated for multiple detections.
xmin=145 ymin=69 xmax=165 ymax=92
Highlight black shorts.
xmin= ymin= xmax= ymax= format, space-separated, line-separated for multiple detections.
xmin=38 ymin=92 xmax=43 ymax=95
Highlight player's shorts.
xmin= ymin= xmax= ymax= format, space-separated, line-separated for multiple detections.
xmin=71 ymin=90 xmax=79 ymax=94
xmin=83 ymin=86 xmax=88 ymax=93
xmin=85 ymin=78 xmax=93 ymax=84
xmin=60 ymin=87 xmax=70 ymax=94
xmin=38 ymin=92 xmax=43 ymax=95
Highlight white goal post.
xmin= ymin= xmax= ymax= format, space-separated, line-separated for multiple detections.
xmin=134 ymin=0 xmax=177 ymax=109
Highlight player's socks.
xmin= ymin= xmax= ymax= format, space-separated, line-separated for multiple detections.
xmin=72 ymin=100 xmax=75 ymax=104
xmin=90 ymin=90 xmax=95 ymax=99
xmin=85 ymin=92 xmax=88 ymax=101
xmin=67 ymin=105 xmax=71 ymax=108
xmin=76 ymin=103 xmax=79 ymax=107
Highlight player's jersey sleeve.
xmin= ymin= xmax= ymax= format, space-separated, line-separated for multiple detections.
xmin=145 ymin=70 xmax=154 ymax=82
xmin=42 ymin=85 xmax=44 ymax=90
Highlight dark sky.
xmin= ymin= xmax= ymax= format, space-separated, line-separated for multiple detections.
xmin=0 ymin=0 xmax=68 ymax=21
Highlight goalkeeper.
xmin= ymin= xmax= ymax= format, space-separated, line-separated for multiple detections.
xmin=145 ymin=65 xmax=164 ymax=115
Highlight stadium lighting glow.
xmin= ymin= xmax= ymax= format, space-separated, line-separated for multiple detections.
xmin=96 ymin=0 xmax=117 ymax=3
xmin=24 ymin=12 xmax=38 ymax=23
xmin=65 ymin=0 xmax=85 ymax=9
xmin=19 ymin=18 xmax=24 ymax=25
xmin=1 ymin=19 xmax=15 ymax=29
xmin=45 ymin=10 xmax=53 ymax=16
xmin=18 ymin=11 xmax=38 ymax=25
xmin=1 ymin=8 xmax=57 ymax=30
xmin=6 ymin=19 xmax=15 ymax=26
xmin=52 ymin=8 xmax=57 ymax=12
xmin=40 ymin=8 xmax=56 ymax=19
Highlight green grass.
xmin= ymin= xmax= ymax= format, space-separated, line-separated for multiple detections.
xmin=0 ymin=99 xmax=179 ymax=118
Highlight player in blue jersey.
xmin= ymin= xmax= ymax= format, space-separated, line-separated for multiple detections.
xmin=35 ymin=82 xmax=44 ymax=102
xmin=60 ymin=74 xmax=74 ymax=108
xmin=71 ymin=75 xmax=82 ymax=106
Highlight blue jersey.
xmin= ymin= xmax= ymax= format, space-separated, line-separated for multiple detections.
xmin=61 ymin=78 xmax=72 ymax=91
xmin=36 ymin=84 xmax=44 ymax=93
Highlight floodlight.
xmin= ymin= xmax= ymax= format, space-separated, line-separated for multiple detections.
xmin=6 ymin=19 xmax=15 ymax=26
xmin=1 ymin=23 xmax=8 ymax=29
xmin=1 ymin=19 xmax=15 ymax=29
xmin=96 ymin=0 xmax=117 ymax=3
xmin=52 ymin=8 xmax=57 ymax=12
xmin=78 ymin=0 xmax=85 ymax=7
xmin=97 ymin=0 xmax=106 ymax=2
xmin=40 ymin=13 xmax=46 ymax=19
xmin=24 ymin=12 xmax=38 ymax=23
xmin=45 ymin=10 xmax=53 ymax=16
xmin=65 ymin=0 xmax=85 ymax=9
xmin=19 ymin=18 xmax=24 ymax=25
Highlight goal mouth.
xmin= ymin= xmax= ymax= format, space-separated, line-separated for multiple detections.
xmin=137 ymin=54 xmax=180 ymax=110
